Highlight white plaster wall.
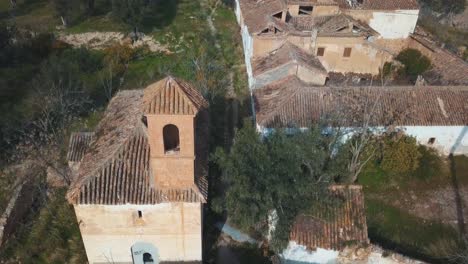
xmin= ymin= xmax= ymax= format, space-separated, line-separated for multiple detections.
xmin=74 ymin=203 xmax=202 ymax=264
xmin=369 ymin=10 xmax=419 ymax=39
xmin=281 ymin=241 xmax=339 ymax=264
xmin=258 ymin=126 xmax=468 ymax=155
xmin=234 ymin=0 xmax=255 ymax=89
xmin=402 ymin=126 xmax=468 ymax=155
xmin=234 ymin=0 xmax=241 ymax=24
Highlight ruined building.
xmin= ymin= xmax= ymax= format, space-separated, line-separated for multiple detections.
xmin=235 ymin=0 xmax=421 ymax=86
xmin=66 ymin=77 xmax=209 ymax=264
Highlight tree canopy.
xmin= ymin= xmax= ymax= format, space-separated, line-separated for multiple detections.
xmin=213 ymin=122 xmax=348 ymax=251
xmin=396 ymin=49 xmax=431 ymax=81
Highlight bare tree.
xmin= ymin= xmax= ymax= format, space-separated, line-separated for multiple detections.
xmin=13 ymin=68 xmax=90 ymax=186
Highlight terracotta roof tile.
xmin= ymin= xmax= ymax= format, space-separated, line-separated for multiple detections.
xmin=287 ymin=0 xmax=338 ymax=5
xmin=67 ymin=77 xmax=209 ymax=205
xmin=67 ymin=132 xmax=94 ymax=162
xmin=143 ymin=77 xmax=208 ymax=115
xmin=254 ymin=76 xmax=468 ymax=127
xmin=252 ymin=42 xmax=327 ymax=76
xmin=238 ymin=0 xmax=287 ymax=33
xmin=290 ymin=185 xmax=368 ymax=250
xmin=338 ymin=0 xmax=419 ymax=10
xmin=411 ymin=32 xmax=468 ymax=85
xmin=290 ymin=13 xmax=376 ymax=36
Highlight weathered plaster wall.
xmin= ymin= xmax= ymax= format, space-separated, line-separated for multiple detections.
xmin=147 ymin=114 xmax=195 ymax=188
xmin=345 ymin=9 xmax=419 ymax=39
xmin=315 ymin=37 xmax=391 ymax=74
xmin=369 ymin=10 xmax=419 ymax=39
xmin=74 ymin=203 xmax=202 ymax=264
xmin=253 ymin=63 xmax=295 ymax=89
xmin=253 ymin=37 xmax=286 ymax=57
xmin=297 ymin=65 xmax=327 ymax=85
xmin=281 ymin=241 xmax=339 ymax=264
xmin=403 ymin=126 xmax=468 ymax=155
xmin=260 ymin=126 xmax=468 ymax=155
xmin=235 ymin=0 xmax=254 ymax=88
xmin=253 ymin=63 xmax=327 ymax=89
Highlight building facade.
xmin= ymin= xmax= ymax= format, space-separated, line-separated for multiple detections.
xmin=235 ymin=0 xmax=421 ymax=87
xmin=253 ymin=77 xmax=468 ymax=155
xmin=67 ymin=77 xmax=209 ymax=264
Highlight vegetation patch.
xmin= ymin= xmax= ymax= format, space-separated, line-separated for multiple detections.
xmin=366 ymin=199 xmax=463 ymax=263
xmin=395 ymin=49 xmax=431 ymax=82
xmin=0 ymin=189 xmax=87 ymax=264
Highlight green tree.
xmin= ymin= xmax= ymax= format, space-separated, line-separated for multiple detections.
xmin=111 ymin=0 xmax=156 ymax=34
xmin=214 ymin=122 xmax=346 ymax=252
xmin=396 ymin=49 xmax=431 ymax=81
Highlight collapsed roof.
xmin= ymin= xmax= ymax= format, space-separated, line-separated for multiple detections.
xmin=252 ymin=42 xmax=327 ymax=77
xmin=290 ymin=185 xmax=368 ymax=250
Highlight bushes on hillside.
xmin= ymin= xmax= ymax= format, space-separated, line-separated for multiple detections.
xmin=420 ymin=0 xmax=465 ymax=14
xmin=396 ymin=49 xmax=431 ymax=81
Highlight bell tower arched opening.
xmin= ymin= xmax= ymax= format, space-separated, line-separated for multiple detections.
xmin=163 ymin=124 xmax=180 ymax=154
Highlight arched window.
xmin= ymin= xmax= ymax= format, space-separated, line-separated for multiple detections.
xmin=163 ymin=124 xmax=180 ymax=154
xmin=143 ymin=252 xmax=154 ymax=263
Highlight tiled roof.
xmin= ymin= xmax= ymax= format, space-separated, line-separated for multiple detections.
xmin=254 ymin=76 xmax=468 ymax=128
xmin=411 ymin=31 xmax=468 ymax=85
xmin=290 ymin=185 xmax=368 ymax=251
xmin=252 ymin=42 xmax=327 ymax=76
xmin=67 ymin=132 xmax=94 ymax=162
xmin=238 ymin=0 xmax=287 ymax=34
xmin=143 ymin=77 xmax=208 ymax=115
xmin=290 ymin=13 xmax=376 ymax=37
xmin=287 ymin=0 xmax=338 ymax=5
xmin=67 ymin=77 xmax=209 ymax=205
xmin=337 ymin=0 xmax=419 ymax=10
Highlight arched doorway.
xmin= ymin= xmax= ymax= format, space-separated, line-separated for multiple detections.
xmin=131 ymin=242 xmax=159 ymax=264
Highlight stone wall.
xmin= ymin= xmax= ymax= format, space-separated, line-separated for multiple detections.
xmin=0 ymin=178 xmax=35 ymax=247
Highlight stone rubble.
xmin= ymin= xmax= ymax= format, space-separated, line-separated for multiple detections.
xmin=58 ymin=32 xmax=170 ymax=53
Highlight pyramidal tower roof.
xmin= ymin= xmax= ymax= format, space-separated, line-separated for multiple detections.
xmin=143 ymin=76 xmax=208 ymax=115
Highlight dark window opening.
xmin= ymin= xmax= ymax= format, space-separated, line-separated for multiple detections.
xmin=260 ymin=26 xmax=281 ymax=35
xmin=143 ymin=252 xmax=154 ymax=263
xmin=163 ymin=124 xmax=180 ymax=154
xmin=337 ymin=26 xmax=348 ymax=32
xmin=428 ymin=138 xmax=436 ymax=145
xmin=299 ymin=6 xmax=314 ymax=15
xmin=317 ymin=47 xmax=325 ymax=56
xmin=141 ymin=116 xmax=148 ymax=127
xmin=273 ymin=12 xmax=282 ymax=19
xmin=343 ymin=47 xmax=352 ymax=57
xmin=138 ymin=210 xmax=142 ymax=218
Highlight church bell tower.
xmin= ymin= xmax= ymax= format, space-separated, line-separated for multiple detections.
xmin=143 ymin=76 xmax=208 ymax=189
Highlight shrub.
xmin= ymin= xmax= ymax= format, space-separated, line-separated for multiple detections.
xmin=381 ymin=134 xmax=421 ymax=175
xmin=420 ymin=0 xmax=465 ymax=14
xmin=413 ymin=146 xmax=445 ymax=181
xmin=396 ymin=49 xmax=431 ymax=81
